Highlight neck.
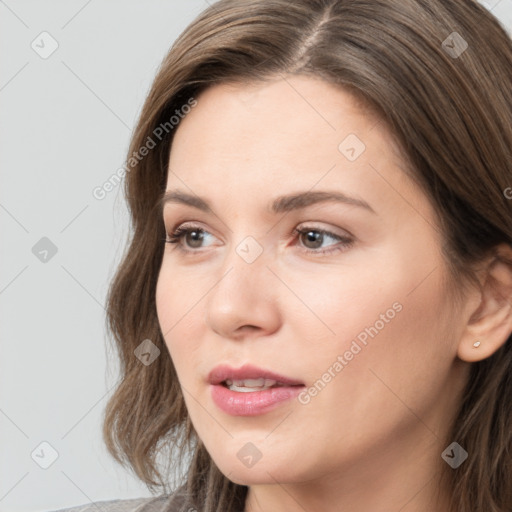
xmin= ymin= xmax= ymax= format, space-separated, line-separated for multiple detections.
xmin=244 ymin=430 xmax=453 ymax=512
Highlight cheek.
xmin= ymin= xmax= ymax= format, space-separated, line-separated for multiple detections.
xmin=278 ymin=271 xmax=453 ymax=474
xmin=155 ymin=266 xmax=205 ymax=376
xmin=309 ymin=254 xmax=454 ymax=426
xmin=283 ymin=238 xmax=454 ymax=397
xmin=273 ymin=250 xmax=406 ymax=349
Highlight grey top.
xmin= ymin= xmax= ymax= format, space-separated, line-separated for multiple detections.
xmin=47 ymin=488 xmax=194 ymax=512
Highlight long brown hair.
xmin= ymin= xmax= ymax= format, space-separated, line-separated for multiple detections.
xmin=101 ymin=1 xmax=512 ymax=510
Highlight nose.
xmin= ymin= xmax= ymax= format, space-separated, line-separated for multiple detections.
xmin=204 ymin=244 xmax=281 ymax=341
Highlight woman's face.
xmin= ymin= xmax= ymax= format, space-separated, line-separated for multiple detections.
xmin=155 ymin=75 xmax=470 ymax=487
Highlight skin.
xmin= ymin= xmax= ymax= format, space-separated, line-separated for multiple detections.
xmin=155 ymin=75 xmax=512 ymax=512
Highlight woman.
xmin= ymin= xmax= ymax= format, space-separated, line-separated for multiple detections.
xmin=51 ymin=0 xmax=512 ymax=511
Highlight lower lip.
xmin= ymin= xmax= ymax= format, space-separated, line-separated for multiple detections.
xmin=210 ymin=384 xmax=305 ymax=416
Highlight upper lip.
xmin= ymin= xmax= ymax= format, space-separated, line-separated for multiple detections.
xmin=208 ymin=364 xmax=305 ymax=386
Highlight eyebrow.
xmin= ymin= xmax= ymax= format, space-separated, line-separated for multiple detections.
xmin=159 ymin=189 xmax=376 ymax=215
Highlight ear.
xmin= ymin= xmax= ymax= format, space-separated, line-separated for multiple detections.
xmin=457 ymin=244 xmax=512 ymax=363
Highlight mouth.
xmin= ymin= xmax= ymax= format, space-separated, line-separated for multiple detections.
xmin=221 ymin=377 xmax=302 ymax=392
xmin=208 ymin=364 xmax=306 ymax=416
xmin=208 ymin=364 xmax=305 ymax=415
xmin=208 ymin=363 xmax=305 ymax=391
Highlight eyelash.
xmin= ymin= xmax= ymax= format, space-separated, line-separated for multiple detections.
xmin=163 ymin=224 xmax=354 ymax=256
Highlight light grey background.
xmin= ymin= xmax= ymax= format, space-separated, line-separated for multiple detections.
xmin=1 ymin=1 xmax=511 ymax=512
xmin=0 ymin=2 xmax=207 ymax=511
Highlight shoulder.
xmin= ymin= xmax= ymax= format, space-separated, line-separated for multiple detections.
xmin=46 ymin=488 xmax=192 ymax=512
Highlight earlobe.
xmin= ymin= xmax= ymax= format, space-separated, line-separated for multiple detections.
xmin=457 ymin=244 xmax=512 ymax=363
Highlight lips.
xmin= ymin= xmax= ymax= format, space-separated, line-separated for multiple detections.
xmin=208 ymin=363 xmax=306 ymax=416
xmin=207 ymin=363 xmax=305 ymax=387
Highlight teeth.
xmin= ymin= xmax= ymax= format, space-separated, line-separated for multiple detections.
xmin=224 ymin=378 xmax=279 ymax=392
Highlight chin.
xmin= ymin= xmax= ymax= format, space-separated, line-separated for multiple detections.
xmin=223 ymin=465 xmax=288 ymax=486
xmin=213 ymin=454 xmax=307 ymax=486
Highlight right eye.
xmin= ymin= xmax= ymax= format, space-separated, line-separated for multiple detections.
xmin=165 ymin=224 xmax=216 ymax=253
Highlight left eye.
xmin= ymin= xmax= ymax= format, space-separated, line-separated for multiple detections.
xmin=164 ymin=225 xmax=354 ymax=255
xmin=294 ymin=227 xmax=352 ymax=252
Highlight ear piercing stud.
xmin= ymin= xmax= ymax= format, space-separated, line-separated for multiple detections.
xmin=473 ymin=341 xmax=481 ymax=348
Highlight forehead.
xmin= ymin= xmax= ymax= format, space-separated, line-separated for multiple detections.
xmin=168 ymin=76 xmax=402 ymax=174
xmin=164 ymin=76 xmax=429 ymax=225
